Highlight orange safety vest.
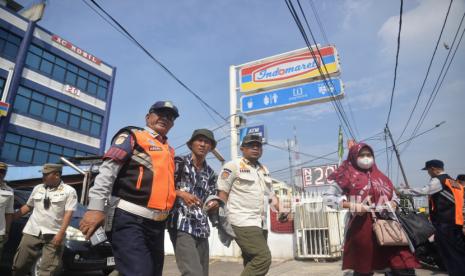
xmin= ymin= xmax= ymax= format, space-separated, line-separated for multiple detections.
xmin=133 ymin=130 xmax=176 ymax=210
xmin=443 ymin=179 xmax=464 ymax=226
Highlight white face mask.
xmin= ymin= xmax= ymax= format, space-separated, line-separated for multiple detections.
xmin=357 ymin=156 xmax=374 ymax=169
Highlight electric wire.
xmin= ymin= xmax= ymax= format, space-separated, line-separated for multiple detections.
xmin=385 ymin=0 xmax=403 ymax=126
xmin=396 ymin=0 xmax=454 ymax=142
xmin=285 ymin=0 xmax=357 ymax=139
xmin=86 ymin=0 xmax=228 ymax=123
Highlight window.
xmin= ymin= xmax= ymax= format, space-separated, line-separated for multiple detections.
xmin=12 ymin=86 xmax=104 ymax=137
xmin=25 ymin=44 xmax=110 ymax=100
xmin=0 ymin=27 xmax=21 ymax=60
xmin=0 ymin=78 xmax=5 ymax=99
xmin=0 ymin=132 xmax=94 ymax=165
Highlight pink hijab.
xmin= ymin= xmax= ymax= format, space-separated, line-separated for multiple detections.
xmin=328 ymin=143 xmax=394 ymax=204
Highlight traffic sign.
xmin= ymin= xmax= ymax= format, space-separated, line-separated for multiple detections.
xmin=239 ymin=125 xmax=266 ymax=145
xmin=240 ymin=78 xmax=343 ymax=115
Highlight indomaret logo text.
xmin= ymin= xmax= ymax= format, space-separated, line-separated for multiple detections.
xmin=253 ymin=55 xmax=321 ymax=82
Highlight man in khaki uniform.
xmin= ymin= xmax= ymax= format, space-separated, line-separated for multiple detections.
xmin=217 ymin=134 xmax=279 ymax=276
xmin=0 ymin=162 xmax=14 ymax=261
xmin=12 ymin=164 xmax=77 ymax=276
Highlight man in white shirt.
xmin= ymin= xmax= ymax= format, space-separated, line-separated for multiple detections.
xmin=12 ymin=163 xmax=77 ymax=276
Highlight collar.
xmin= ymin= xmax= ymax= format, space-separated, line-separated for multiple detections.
xmin=241 ymin=157 xmax=261 ymax=169
xmin=187 ymin=153 xmax=207 ymax=170
xmin=44 ymin=181 xmax=64 ymax=191
xmin=144 ymin=126 xmax=168 ymax=143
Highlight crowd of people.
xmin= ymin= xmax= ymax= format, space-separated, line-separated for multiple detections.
xmin=0 ymin=100 xmax=463 ymax=276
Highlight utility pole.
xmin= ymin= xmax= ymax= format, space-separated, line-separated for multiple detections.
xmin=385 ymin=125 xmax=410 ymax=188
xmin=287 ymin=139 xmax=294 ymax=187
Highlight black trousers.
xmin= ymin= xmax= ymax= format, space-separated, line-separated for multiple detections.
xmin=433 ymin=222 xmax=465 ymax=276
xmin=111 ymin=208 xmax=166 ymax=276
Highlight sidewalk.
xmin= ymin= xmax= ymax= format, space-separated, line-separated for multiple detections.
xmin=163 ymin=256 xmax=448 ymax=276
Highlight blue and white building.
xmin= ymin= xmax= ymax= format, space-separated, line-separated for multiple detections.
xmin=0 ymin=3 xmax=116 ymax=165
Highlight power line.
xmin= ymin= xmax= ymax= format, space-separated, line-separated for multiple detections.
xmin=266 ymin=142 xmax=338 ymax=162
xmin=402 ymin=13 xmax=465 ymax=152
xmin=285 ymin=0 xmax=357 ymax=139
xmin=308 ymin=0 xmax=329 ymax=45
xmin=295 ymin=0 xmax=357 ymax=140
xmin=396 ymin=0 xmax=454 ymax=142
xmin=386 ymin=0 xmax=403 ymax=126
xmin=85 ymin=0 xmax=228 ymax=123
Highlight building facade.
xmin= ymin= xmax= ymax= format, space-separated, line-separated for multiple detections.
xmin=0 ymin=5 xmax=115 ymax=165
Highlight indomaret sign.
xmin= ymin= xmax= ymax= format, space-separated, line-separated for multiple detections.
xmin=239 ymin=46 xmax=340 ymax=93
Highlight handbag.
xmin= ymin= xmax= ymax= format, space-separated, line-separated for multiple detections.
xmin=371 ymin=209 xmax=409 ymax=246
xmin=397 ymin=199 xmax=435 ymax=248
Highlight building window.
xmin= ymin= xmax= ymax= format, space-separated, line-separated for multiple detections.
xmin=0 ymin=78 xmax=5 ymax=99
xmin=12 ymin=86 xmax=103 ymax=137
xmin=24 ymin=44 xmax=109 ymax=100
xmin=0 ymin=27 xmax=21 ymax=60
xmin=0 ymin=132 xmax=93 ymax=165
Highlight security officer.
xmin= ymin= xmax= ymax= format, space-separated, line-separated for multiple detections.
xmin=80 ymin=101 xmax=179 ymax=276
xmin=12 ymin=163 xmax=78 ymax=276
xmin=402 ymin=160 xmax=465 ymax=276
xmin=217 ymin=134 xmax=279 ymax=276
xmin=0 ymin=162 xmax=14 ymax=261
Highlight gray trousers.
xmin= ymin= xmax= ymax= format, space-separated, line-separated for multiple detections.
xmin=12 ymin=233 xmax=64 ymax=276
xmin=171 ymin=230 xmax=209 ymax=276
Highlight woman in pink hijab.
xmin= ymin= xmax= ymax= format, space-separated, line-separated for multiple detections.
xmin=325 ymin=142 xmax=419 ymax=276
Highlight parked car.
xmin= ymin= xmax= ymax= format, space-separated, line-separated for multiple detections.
xmin=0 ymin=189 xmax=115 ymax=275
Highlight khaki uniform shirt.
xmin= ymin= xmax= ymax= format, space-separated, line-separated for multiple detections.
xmin=23 ymin=182 xmax=77 ymax=236
xmin=0 ymin=182 xmax=14 ymax=235
xmin=217 ymin=158 xmax=274 ymax=229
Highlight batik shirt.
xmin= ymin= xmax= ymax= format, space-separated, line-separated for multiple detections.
xmin=170 ymin=154 xmax=217 ymax=238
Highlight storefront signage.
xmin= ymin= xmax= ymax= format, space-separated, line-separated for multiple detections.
xmin=52 ymin=35 xmax=101 ymax=65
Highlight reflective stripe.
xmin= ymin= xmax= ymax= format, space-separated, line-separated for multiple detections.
xmin=136 ymin=166 xmax=143 ymax=190
xmin=117 ymin=199 xmax=168 ymax=221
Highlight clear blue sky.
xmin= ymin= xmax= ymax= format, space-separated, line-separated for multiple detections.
xmin=11 ymin=0 xmax=465 ymax=187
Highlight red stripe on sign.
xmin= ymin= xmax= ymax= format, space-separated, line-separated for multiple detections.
xmin=240 ymin=46 xmax=334 ymax=76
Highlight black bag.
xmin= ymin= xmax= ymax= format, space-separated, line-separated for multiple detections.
xmin=397 ymin=211 xmax=435 ymax=248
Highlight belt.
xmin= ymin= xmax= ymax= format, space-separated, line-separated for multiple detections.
xmin=117 ymin=199 xmax=169 ymax=221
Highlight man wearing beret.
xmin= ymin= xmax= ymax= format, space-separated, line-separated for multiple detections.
xmin=12 ymin=163 xmax=77 ymax=276
xmin=0 ymin=162 xmax=14 ymax=261
xmin=80 ymin=101 xmax=179 ymax=276
xmin=402 ymin=160 xmax=465 ymax=276
xmin=217 ymin=134 xmax=279 ymax=276
xmin=168 ymin=129 xmax=219 ymax=276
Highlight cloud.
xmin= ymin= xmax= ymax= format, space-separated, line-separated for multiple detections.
xmin=341 ymin=0 xmax=373 ymax=30
xmin=378 ymin=0 xmax=465 ymax=62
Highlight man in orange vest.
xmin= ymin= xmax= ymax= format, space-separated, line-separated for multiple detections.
xmin=402 ymin=159 xmax=465 ymax=276
xmin=79 ymin=101 xmax=179 ymax=276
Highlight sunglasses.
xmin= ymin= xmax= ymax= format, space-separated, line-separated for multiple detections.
xmin=151 ymin=109 xmax=176 ymax=121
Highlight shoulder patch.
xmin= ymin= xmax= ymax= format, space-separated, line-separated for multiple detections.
xmin=221 ymin=168 xmax=232 ymax=180
xmin=114 ymin=133 xmax=129 ymax=145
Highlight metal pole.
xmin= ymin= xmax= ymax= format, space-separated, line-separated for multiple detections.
xmin=385 ymin=125 xmax=410 ymax=188
xmin=288 ymin=139 xmax=293 ymax=186
xmin=229 ymin=65 xmax=238 ymax=160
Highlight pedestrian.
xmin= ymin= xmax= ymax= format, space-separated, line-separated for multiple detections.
xmin=217 ymin=134 xmax=278 ymax=276
xmin=12 ymin=163 xmax=77 ymax=276
xmin=456 ymin=174 xmax=465 ymax=187
xmin=325 ymin=142 xmax=419 ymax=276
xmin=401 ymin=160 xmax=465 ymax=276
xmin=0 ymin=162 xmax=14 ymax=261
xmin=168 ymin=129 xmax=219 ymax=276
xmin=79 ymin=101 xmax=179 ymax=276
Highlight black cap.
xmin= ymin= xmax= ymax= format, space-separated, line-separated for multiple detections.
xmin=241 ymin=134 xmax=263 ymax=146
xmin=457 ymin=174 xmax=465 ymax=182
xmin=422 ymin=159 xmax=444 ymax=170
xmin=186 ymin=129 xmax=217 ymax=149
xmin=149 ymin=101 xmax=179 ymax=118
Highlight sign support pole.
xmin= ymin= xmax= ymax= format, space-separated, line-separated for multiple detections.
xmin=229 ymin=65 xmax=238 ymax=160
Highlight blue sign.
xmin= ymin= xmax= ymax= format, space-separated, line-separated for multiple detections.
xmin=240 ymin=78 xmax=344 ymax=115
xmin=239 ymin=125 xmax=266 ymax=145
